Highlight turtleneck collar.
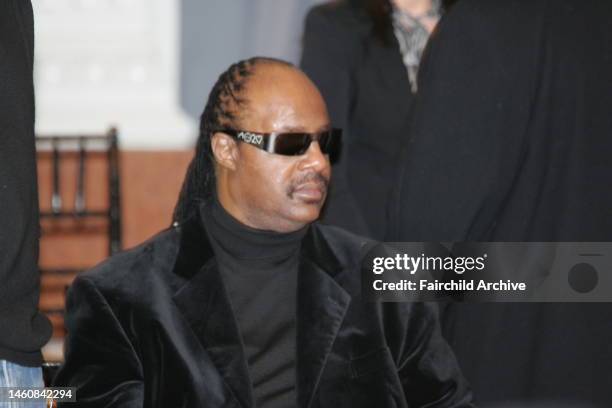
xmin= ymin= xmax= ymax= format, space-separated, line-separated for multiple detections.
xmin=200 ymin=197 xmax=308 ymax=261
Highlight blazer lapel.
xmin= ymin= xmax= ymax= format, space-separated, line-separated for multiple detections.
xmin=370 ymin=33 xmax=413 ymax=105
xmin=170 ymin=214 xmax=352 ymax=408
xmin=171 ymin=214 xmax=254 ymax=408
xmin=297 ymin=227 xmax=352 ymax=408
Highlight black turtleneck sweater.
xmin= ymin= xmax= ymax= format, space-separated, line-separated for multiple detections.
xmin=201 ymin=199 xmax=306 ymax=408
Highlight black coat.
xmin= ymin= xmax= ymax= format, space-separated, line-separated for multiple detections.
xmin=391 ymin=0 xmax=612 ymax=406
xmin=54 ymin=212 xmax=473 ymax=407
xmin=0 ymin=0 xmax=51 ymax=366
xmin=301 ymin=2 xmax=414 ymax=240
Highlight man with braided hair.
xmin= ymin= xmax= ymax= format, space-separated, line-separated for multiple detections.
xmin=54 ymin=57 xmax=473 ymax=407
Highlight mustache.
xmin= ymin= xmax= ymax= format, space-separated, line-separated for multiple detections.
xmin=287 ymin=172 xmax=329 ymax=196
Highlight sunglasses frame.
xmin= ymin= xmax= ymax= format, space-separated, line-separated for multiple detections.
xmin=215 ymin=128 xmax=342 ymax=156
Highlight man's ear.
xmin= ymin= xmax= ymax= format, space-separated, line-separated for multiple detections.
xmin=211 ymin=132 xmax=239 ymax=171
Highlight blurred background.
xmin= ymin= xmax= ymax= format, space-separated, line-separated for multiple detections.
xmin=33 ymin=0 xmax=327 ymax=361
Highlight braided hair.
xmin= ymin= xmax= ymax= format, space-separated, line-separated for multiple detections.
xmin=173 ymin=57 xmax=294 ymax=224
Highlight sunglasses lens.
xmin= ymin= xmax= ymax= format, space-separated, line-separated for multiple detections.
xmin=272 ymin=129 xmax=342 ymax=156
xmin=320 ymin=129 xmax=341 ymax=156
xmin=274 ymin=134 xmax=311 ymax=156
xmin=317 ymin=132 xmax=330 ymax=153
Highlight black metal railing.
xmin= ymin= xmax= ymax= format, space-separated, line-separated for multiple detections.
xmin=36 ymin=128 xmax=122 ymax=257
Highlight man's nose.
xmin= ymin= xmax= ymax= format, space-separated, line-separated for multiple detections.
xmin=298 ymin=140 xmax=329 ymax=172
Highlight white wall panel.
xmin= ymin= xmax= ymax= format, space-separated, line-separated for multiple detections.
xmin=33 ymin=0 xmax=328 ymax=149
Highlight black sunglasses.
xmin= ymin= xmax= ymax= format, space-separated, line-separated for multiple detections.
xmin=216 ymin=128 xmax=342 ymax=156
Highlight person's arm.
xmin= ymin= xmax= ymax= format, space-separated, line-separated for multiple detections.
xmin=300 ymin=5 xmax=370 ymax=236
xmin=54 ymin=276 xmax=144 ymax=407
xmin=300 ymin=5 xmax=357 ymax=133
xmin=394 ymin=302 xmax=474 ymax=407
xmin=0 ymin=0 xmax=52 ymax=364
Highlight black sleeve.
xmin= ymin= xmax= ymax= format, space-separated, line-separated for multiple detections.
xmin=395 ymin=302 xmax=474 ymax=407
xmin=0 ymin=0 xmax=51 ymax=364
xmin=300 ymin=6 xmax=357 ymax=131
xmin=300 ymin=6 xmax=371 ymax=236
xmin=390 ymin=1 xmax=539 ymax=242
xmin=54 ymin=277 xmax=144 ymax=407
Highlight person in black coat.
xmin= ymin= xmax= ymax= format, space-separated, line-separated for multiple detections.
xmin=0 ymin=0 xmax=52 ymax=391
xmin=391 ymin=0 xmax=612 ymax=406
xmin=301 ymin=0 xmax=454 ymax=240
xmin=54 ymin=57 xmax=473 ymax=407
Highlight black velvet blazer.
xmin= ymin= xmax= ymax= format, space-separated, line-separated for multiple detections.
xmin=54 ymin=213 xmax=473 ymax=407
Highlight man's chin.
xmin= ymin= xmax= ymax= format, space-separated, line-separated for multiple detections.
xmin=288 ymin=205 xmax=323 ymax=225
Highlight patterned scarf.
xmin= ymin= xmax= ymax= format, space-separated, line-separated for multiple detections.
xmin=391 ymin=0 xmax=441 ymax=93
